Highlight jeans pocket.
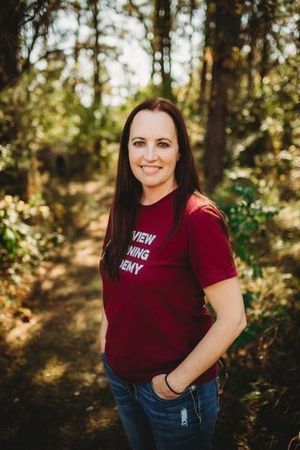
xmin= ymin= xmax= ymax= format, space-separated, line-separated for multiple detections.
xmin=101 ymin=355 xmax=125 ymax=385
xmin=148 ymin=380 xmax=191 ymax=402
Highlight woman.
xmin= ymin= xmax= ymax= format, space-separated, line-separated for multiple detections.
xmin=99 ymin=97 xmax=246 ymax=450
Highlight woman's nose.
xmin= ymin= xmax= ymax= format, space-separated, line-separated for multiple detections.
xmin=144 ymin=145 xmax=157 ymax=160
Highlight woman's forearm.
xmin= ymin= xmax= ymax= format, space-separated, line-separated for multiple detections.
xmin=167 ymin=313 xmax=246 ymax=392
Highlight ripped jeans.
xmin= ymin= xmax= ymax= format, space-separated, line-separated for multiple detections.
xmin=101 ymin=352 xmax=220 ymax=450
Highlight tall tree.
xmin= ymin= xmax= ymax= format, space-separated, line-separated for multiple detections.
xmin=245 ymin=0 xmax=277 ymax=96
xmin=90 ymin=0 xmax=102 ymax=161
xmin=203 ymin=0 xmax=242 ymax=194
xmin=199 ymin=0 xmax=213 ymax=110
xmin=179 ymin=0 xmax=198 ymax=102
xmin=152 ymin=0 xmax=173 ymax=98
xmin=0 ymin=0 xmax=61 ymax=91
xmin=122 ymin=0 xmax=177 ymax=99
xmin=90 ymin=0 xmax=102 ymax=106
xmin=70 ymin=0 xmax=121 ymax=169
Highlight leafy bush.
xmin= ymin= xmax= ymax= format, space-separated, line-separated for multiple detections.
xmin=0 ymin=193 xmax=64 ymax=294
xmin=220 ymin=182 xmax=279 ymax=278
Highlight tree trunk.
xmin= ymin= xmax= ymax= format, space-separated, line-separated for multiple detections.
xmin=204 ymin=0 xmax=242 ymax=194
xmin=153 ymin=0 xmax=173 ymax=99
xmin=0 ymin=0 xmax=60 ymax=91
xmin=91 ymin=0 xmax=101 ymax=107
xmin=184 ymin=0 xmax=198 ymax=101
xmin=199 ymin=0 xmax=212 ymax=110
xmin=0 ymin=0 xmax=24 ymax=90
xmin=91 ymin=0 xmax=102 ymax=167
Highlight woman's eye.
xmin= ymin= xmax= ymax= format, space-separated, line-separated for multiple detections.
xmin=159 ymin=142 xmax=169 ymax=147
xmin=132 ymin=141 xmax=169 ymax=147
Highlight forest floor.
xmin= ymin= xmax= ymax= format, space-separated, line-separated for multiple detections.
xmin=0 ymin=177 xmax=131 ymax=450
xmin=1 ymin=177 xmax=297 ymax=450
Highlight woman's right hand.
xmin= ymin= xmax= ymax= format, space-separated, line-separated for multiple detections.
xmin=151 ymin=374 xmax=183 ymax=400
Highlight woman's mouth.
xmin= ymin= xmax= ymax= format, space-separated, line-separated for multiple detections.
xmin=141 ymin=166 xmax=162 ymax=174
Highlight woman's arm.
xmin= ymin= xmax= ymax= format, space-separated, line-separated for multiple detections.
xmin=151 ymin=276 xmax=247 ymax=399
xmin=100 ymin=304 xmax=108 ymax=354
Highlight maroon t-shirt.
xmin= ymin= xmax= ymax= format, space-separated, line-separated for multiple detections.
xmin=99 ymin=188 xmax=238 ymax=384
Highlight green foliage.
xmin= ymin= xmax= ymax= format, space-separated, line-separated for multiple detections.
xmin=0 ymin=4 xmax=298 ymax=447
xmin=0 ymin=193 xmax=64 ymax=289
xmin=228 ymin=54 xmax=300 ymax=159
xmin=216 ymin=182 xmax=279 ymax=278
xmin=0 ymin=60 xmax=119 ymax=182
xmin=0 ymin=144 xmax=14 ymax=171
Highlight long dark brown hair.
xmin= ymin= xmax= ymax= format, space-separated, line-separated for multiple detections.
xmin=101 ymin=97 xmax=231 ymax=280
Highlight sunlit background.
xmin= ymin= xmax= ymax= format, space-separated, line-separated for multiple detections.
xmin=0 ymin=1 xmax=299 ymax=449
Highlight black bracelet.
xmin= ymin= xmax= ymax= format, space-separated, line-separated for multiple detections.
xmin=165 ymin=374 xmax=185 ymax=395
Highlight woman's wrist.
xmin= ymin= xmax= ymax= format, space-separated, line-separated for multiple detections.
xmin=166 ymin=356 xmax=203 ymax=392
xmin=165 ymin=370 xmax=190 ymax=394
xmin=165 ymin=374 xmax=185 ymax=395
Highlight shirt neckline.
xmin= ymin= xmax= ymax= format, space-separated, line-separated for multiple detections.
xmin=139 ymin=187 xmax=179 ymax=208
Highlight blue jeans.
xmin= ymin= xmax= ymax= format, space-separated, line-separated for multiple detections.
xmin=101 ymin=352 xmax=220 ymax=450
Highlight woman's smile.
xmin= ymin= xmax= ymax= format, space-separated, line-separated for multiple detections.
xmin=128 ymin=110 xmax=180 ymax=204
xmin=140 ymin=165 xmax=162 ymax=174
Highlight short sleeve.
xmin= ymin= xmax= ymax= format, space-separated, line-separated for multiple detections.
xmin=186 ymin=205 xmax=238 ymax=289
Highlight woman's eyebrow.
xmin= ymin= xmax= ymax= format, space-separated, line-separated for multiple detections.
xmin=131 ymin=137 xmax=173 ymax=142
xmin=157 ymin=137 xmax=172 ymax=142
xmin=131 ymin=136 xmax=144 ymax=141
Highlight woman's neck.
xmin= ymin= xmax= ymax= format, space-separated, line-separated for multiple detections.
xmin=140 ymin=182 xmax=178 ymax=206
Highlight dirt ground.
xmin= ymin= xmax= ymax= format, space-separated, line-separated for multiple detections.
xmin=0 ymin=179 xmax=244 ymax=450
xmin=0 ymin=179 xmax=132 ymax=450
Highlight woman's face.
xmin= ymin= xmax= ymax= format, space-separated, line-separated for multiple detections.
xmin=128 ymin=110 xmax=180 ymax=201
